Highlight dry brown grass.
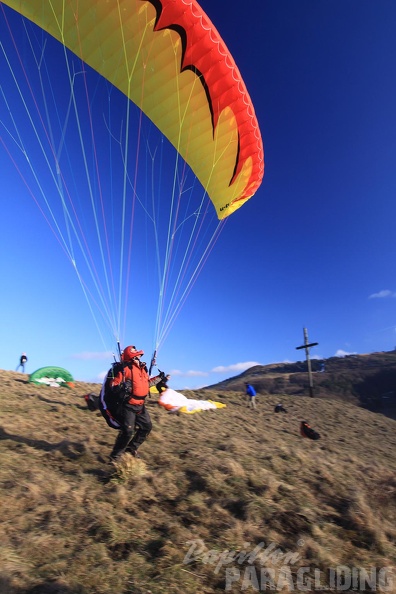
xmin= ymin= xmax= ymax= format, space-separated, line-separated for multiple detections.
xmin=0 ymin=369 xmax=395 ymax=593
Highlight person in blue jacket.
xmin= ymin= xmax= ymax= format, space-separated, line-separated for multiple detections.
xmin=245 ymin=382 xmax=257 ymax=409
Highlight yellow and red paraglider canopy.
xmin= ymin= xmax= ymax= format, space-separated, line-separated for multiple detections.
xmin=2 ymin=0 xmax=264 ymax=219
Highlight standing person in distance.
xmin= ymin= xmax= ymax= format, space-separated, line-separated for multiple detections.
xmin=16 ymin=353 xmax=28 ymax=373
xmin=99 ymin=344 xmax=170 ymax=461
xmin=245 ymin=382 xmax=257 ymax=409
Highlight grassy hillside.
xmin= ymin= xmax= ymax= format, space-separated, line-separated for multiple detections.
xmin=0 ymin=369 xmax=395 ymax=594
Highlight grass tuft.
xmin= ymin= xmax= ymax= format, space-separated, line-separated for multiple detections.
xmin=110 ymin=453 xmax=149 ymax=483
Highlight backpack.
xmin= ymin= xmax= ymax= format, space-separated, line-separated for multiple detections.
xmin=300 ymin=421 xmax=321 ymax=440
xmin=102 ymin=362 xmax=129 ymax=408
xmin=84 ymin=392 xmax=99 ymax=411
xmin=98 ymin=362 xmax=128 ymax=429
xmin=274 ymin=404 xmax=287 ymax=413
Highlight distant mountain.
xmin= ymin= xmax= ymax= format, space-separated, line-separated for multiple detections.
xmin=202 ymin=350 xmax=396 ymax=419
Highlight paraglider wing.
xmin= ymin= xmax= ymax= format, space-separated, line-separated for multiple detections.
xmin=2 ymin=0 xmax=263 ymax=219
xmin=158 ymin=388 xmax=226 ymax=414
xmin=158 ymin=388 xmax=189 ymax=411
xmin=29 ymin=366 xmax=75 ymax=388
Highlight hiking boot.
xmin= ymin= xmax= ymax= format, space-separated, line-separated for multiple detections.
xmin=109 ymin=449 xmax=127 ymax=462
xmin=127 ymin=449 xmax=141 ymax=458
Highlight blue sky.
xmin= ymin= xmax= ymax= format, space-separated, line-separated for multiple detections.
xmin=1 ymin=1 xmax=396 ymax=389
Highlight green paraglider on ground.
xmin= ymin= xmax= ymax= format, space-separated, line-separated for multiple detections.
xmin=29 ymin=366 xmax=74 ymax=388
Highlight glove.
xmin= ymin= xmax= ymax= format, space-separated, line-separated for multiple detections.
xmin=158 ymin=369 xmax=170 ymax=381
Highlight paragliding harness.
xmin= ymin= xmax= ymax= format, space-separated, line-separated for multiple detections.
xmin=99 ymin=356 xmax=166 ymax=427
xmin=300 ymin=421 xmax=321 ymax=440
xmin=274 ymin=403 xmax=287 ymax=413
xmin=84 ymin=392 xmax=100 ymax=412
xmin=104 ymin=361 xmax=131 ymax=408
xmin=99 ymin=346 xmax=166 ymax=429
xmin=98 ymin=361 xmax=132 ymax=429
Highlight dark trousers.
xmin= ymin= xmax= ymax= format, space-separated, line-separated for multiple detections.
xmin=110 ymin=404 xmax=152 ymax=459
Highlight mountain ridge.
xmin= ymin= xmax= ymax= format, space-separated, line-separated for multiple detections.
xmin=203 ymin=350 xmax=396 ymax=419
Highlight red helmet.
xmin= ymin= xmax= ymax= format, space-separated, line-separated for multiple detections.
xmin=121 ymin=345 xmax=144 ymax=362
